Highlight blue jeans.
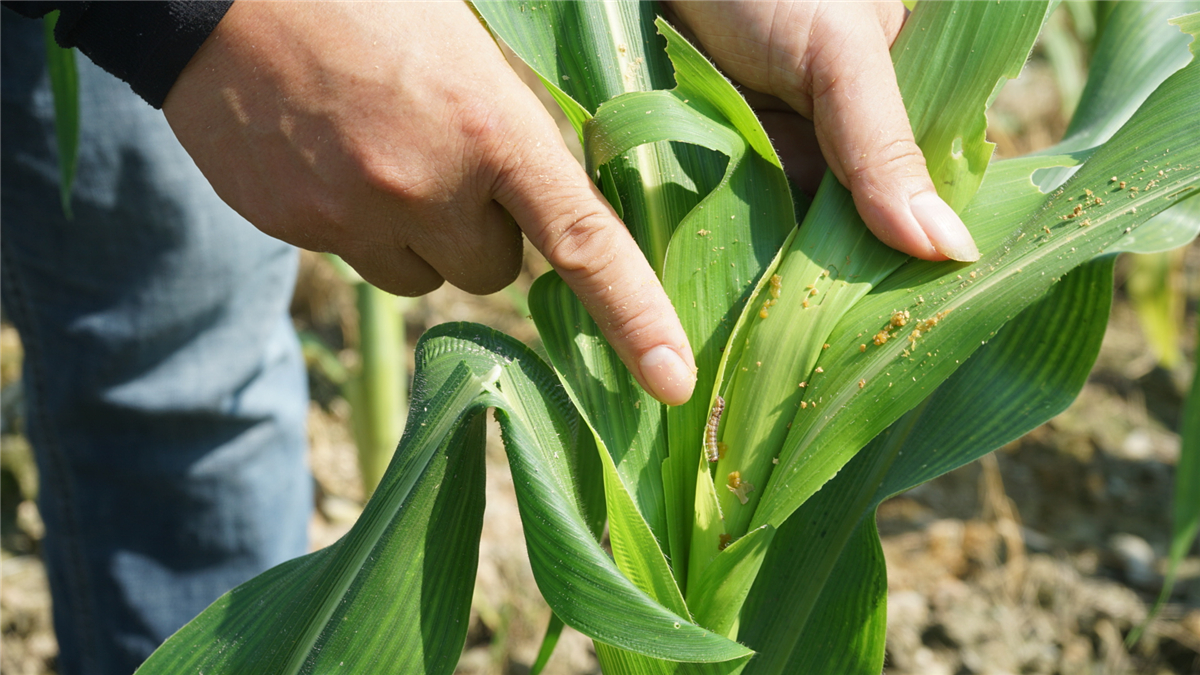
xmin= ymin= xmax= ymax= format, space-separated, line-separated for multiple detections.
xmin=1 ymin=9 xmax=312 ymax=675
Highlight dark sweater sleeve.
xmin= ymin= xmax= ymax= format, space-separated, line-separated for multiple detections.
xmin=2 ymin=1 xmax=232 ymax=108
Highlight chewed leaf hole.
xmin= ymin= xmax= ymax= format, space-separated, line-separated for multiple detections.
xmin=951 ymin=136 xmax=964 ymax=159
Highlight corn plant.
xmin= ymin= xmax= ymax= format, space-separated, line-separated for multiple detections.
xmin=136 ymin=1 xmax=1200 ymax=673
xmin=1126 ymin=248 xmax=1188 ymax=369
xmin=315 ymin=254 xmax=412 ymax=497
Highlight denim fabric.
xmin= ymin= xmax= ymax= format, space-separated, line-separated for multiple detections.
xmin=2 ymin=8 xmax=312 ymax=674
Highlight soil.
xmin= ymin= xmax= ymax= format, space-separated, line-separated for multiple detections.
xmin=3 ymin=16 xmax=1199 ymax=675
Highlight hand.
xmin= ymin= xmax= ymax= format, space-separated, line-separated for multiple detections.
xmin=163 ymin=2 xmax=697 ymax=405
xmin=666 ymin=0 xmax=980 ymax=262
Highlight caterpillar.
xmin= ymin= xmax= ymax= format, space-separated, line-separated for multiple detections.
xmin=705 ymin=395 xmax=725 ymax=463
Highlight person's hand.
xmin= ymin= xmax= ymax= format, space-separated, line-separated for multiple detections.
xmin=666 ymin=1 xmax=980 ymax=262
xmin=162 ymin=2 xmax=697 ymax=405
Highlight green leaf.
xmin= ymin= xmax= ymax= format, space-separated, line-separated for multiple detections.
xmin=139 ymin=324 xmax=749 ymax=672
xmin=1125 ymin=249 xmax=1187 ymax=369
xmin=647 ymin=19 xmax=796 ymax=589
xmin=1056 ymin=1 xmax=1196 ymax=153
xmin=739 ymin=404 xmax=921 ymax=675
xmin=584 ymin=91 xmax=744 ymax=174
xmin=746 ymin=519 xmax=888 ymax=675
xmin=473 ymin=1 xmax=673 ymax=113
xmin=530 ymin=272 xmax=668 ymax=548
xmin=753 ymin=22 xmax=1200 ymax=531
xmin=479 ymin=329 xmax=748 ymax=663
xmin=594 ymin=644 xmax=751 ymax=675
xmin=530 ymin=613 xmax=564 ymax=675
xmin=477 ymin=5 xmax=781 ymax=589
xmin=685 ymin=524 xmax=775 ymax=639
xmin=529 ymin=269 xmax=689 ymax=648
xmin=741 ymin=258 xmax=1114 ymax=674
xmin=597 ymin=426 xmax=691 ymax=618
xmin=1035 ymin=1 xmax=1197 ymax=190
xmin=891 ymin=0 xmax=1050 ymax=211
xmin=1112 ymin=195 xmax=1200 ymax=254
xmin=531 ymin=273 xmax=687 ymax=617
xmin=737 ymin=13 xmax=1199 ymax=665
xmin=138 ymin=354 xmax=491 ymax=674
xmin=565 ymin=16 xmax=796 ymax=588
xmin=873 ymin=258 xmax=1114 ymax=498
xmin=714 ymin=0 xmax=1052 ymax=542
xmin=42 ymin=10 xmax=78 ymax=219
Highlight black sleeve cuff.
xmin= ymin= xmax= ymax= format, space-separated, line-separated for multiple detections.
xmin=6 ymin=1 xmax=233 ymax=109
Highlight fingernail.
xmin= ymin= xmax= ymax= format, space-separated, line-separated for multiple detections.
xmin=909 ymin=191 xmax=980 ymax=262
xmin=639 ymin=345 xmax=696 ymax=406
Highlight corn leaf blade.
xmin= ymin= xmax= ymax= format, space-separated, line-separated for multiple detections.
xmin=1035 ymin=0 xmax=1196 ymax=189
xmin=715 ymin=0 xmax=1051 ymax=542
xmin=1113 ymin=196 xmax=1200 ymax=254
xmin=741 ymin=257 xmax=1114 ymax=674
xmin=530 ymin=614 xmax=565 ymax=675
xmin=138 ymin=324 xmax=749 ymax=672
xmin=530 ymin=272 xmax=687 ymax=615
xmin=1052 ymin=1 xmax=1196 ymax=154
xmin=530 ymin=272 xmax=670 ymax=548
xmin=755 ymin=24 xmax=1200 ymax=530
xmin=593 ymin=643 xmax=751 ymax=675
xmin=684 ymin=524 xmax=775 ymax=638
xmin=647 ymin=20 xmax=796 ymax=589
xmin=138 ymin=348 xmax=493 ymax=674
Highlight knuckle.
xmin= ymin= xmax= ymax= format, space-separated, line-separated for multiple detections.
xmin=356 ymin=150 xmax=449 ymax=206
xmin=539 ymin=209 xmax=618 ymax=277
xmin=538 ymin=211 xmax=667 ymax=343
xmin=765 ymin=9 xmax=815 ymax=98
xmin=601 ymin=290 xmax=662 ymax=345
xmin=805 ymin=20 xmax=856 ymax=100
xmin=454 ymin=100 xmax=505 ymax=145
xmin=844 ymin=138 xmax=928 ymax=188
xmin=455 ymin=98 xmax=524 ymax=181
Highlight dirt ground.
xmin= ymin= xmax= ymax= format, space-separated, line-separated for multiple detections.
xmin=3 ymin=13 xmax=1200 ymax=675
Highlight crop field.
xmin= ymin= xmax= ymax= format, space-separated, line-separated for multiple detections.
xmin=2 ymin=3 xmax=1199 ymax=674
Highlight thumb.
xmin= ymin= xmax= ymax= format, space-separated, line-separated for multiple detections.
xmin=494 ymin=124 xmax=697 ymax=406
xmin=802 ymin=11 xmax=980 ymax=262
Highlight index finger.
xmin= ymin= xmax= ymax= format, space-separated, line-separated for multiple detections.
xmin=493 ymin=117 xmax=698 ymax=406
